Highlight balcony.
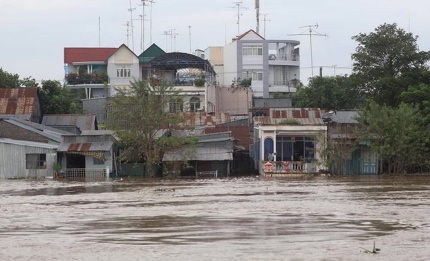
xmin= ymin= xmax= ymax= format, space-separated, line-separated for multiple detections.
xmin=66 ymin=72 xmax=109 ymax=85
xmin=268 ymin=54 xmax=300 ymax=66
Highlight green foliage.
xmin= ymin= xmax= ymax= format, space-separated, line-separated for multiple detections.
xmin=356 ymin=102 xmax=430 ymax=174
xmin=351 ymin=23 xmax=430 ymax=107
xmin=401 ymin=83 xmax=430 ymax=126
xmin=240 ymin=78 xmax=252 ymax=87
xmin=0 ymin=68 xmax=20 ymax=87
xmin=106 ymin=79 xmax=195 ymax=177
xmin=194 ymin=78 xmax=205 ymax=87
xmin=39 ymin=80 xmax=83 ymax=114
xmin=294 ymin=76 xmax=363 ymax=110
xmin=20 ymin=76 xmax=39 ymax=88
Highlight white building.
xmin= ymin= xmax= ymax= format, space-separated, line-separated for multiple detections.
xmin=223 ymin=29 xmax=300 ymax=98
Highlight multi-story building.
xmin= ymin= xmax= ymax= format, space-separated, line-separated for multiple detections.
xmin=223 ymin=29 xmax=300 ymax=98
xmin=64 ymin=44 xmax=139 ymax=98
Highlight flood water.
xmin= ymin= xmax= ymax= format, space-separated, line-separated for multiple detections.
xmin=0 ymin=176 xmax=429 ymax=260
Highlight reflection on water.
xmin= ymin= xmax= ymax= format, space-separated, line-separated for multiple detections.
xmin=0 ymin=176 xmax=429 ymax=260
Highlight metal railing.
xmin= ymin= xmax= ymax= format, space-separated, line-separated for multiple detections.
xmin=64 ymin=168 xmax=107 ymax=178
xmin=262 ymin=161 xmax=308 ymax=174
xmin=196 ymin=170 xmax=218 ymax=178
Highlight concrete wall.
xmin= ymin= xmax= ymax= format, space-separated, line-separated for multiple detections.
xmin=223 ymin=41 xmax=237 ymax=87
xmin=107 ymin=45 xmax=140 ymax=96
xmin=0 ymin=142 xmax=56 ymax=179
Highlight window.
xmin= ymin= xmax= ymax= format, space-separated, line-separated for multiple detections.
xmin=169 ymin=99 xmax=184 ymax=113
xmin=243 ymin=70 xmax=263 ymax=81
xmin=26 ymin=154 xmax=47 ymax=169
xmin=93 ymin=157 xmax=105 ymax=165
xmin=189 ymin=97 xmax=200 ymax=112
xmin=117 ymin=68 xmax=131 ymax=78
xmin=243 ymin=45 xmax=263 ymax=56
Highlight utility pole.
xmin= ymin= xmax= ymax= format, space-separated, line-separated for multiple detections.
xmin=231 ymin=1 xmax=246 ymax=35
xmin=98 ymin=17 xmax=101 ymax=47
xmin=288 ymin=24 xmax=328 ymax=77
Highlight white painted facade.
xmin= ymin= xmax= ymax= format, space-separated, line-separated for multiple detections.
xmin=107 ymin=45 xmax=140 ymax=96
xmin=223 ymin=30 xmax=300 ymax=98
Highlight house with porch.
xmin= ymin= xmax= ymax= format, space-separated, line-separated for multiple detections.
xmin=252 ymin=108 xmax=327 ymax=176
xmin=56 ymin=130 xmax=119 ymax=178
xmin=64 ymin=44 xmax=139 ymax=98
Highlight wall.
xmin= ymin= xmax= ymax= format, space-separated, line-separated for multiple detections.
xmin=0 ymin=121 xmax=51 ymax=143
xmin=0 ymin=142 xmax=56 ymax=179
xmin=222 ymin=41 xmax=237 ymax=87
xmin=107 ymin=45 xmax=140 ymax=96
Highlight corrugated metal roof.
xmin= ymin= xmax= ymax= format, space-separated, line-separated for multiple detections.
xmin=57 ymin=141 xmax=113 ymax=152
xmin=204 ymin=126 xmax=252 ymax=150
xmin=42 ymin=114 xmax=96 ymax=131
xmin=254 ymin=108 xmax=324 ymax=126
xmin=0 ymin=88 xmax=38 ymax=115
xmin=163 ymin=141 xmax=233 ymax=161
xmin=327 ymin=111 xmax=359 ymax=124
xmin=184 ymin=112 xmax=231 ymax=127
xmin=0 ymin=138 xmax=58 ymax=150
xmin=3 ymin=119 xmax=62 ymax=143
xmin=64 ymin=47 xmax=117 ymax=64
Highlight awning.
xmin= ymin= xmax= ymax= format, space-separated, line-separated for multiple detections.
xmin=58 ymin=141 xmax=113 ymax=160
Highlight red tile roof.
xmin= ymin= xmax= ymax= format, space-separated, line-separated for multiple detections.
xmin=64 ymin=47 xmax=118 ymax=64
xmin=0 ymin=88 xmax=38 ymax=115
xmin=236 ymin=29 xmax=265 ymax=41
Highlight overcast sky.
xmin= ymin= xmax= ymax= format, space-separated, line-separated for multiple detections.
xmin=1 ymin=0 xmax=429 ymax=84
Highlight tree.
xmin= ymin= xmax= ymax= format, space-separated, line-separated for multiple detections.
xmin=401 ymin=83 xmax=430 ymax=126
xmin=39 ymin=80 xmax=83 ymax=114
xmin=20 ymin=76 xmax=39 ymax=88
xmin=351 ymin=23 xmax=430 ymax=107
xmin=294 ymin=76 xmax=363 ymax=110
xmin=106 ymin=79 xmax=196 ymax=177
xmin=0 ymin=68 xmax=20 ymax=87
xmin=356 ymin=102 xmax=430 ymax=174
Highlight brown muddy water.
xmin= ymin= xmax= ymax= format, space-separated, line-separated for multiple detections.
xmin=0 ymin=176 xmax=429 ymax=261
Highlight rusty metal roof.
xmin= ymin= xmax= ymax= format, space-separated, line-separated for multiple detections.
xmin=42 ymin=114 xmax=97 ymax=131
xmin=0 ymin=88 xmax=38 ymax=115
xmin=57 ymin=141 xmax=113 ymax=152
xmin=204 ymin=125 xmax=252 ymax=150
xmin=254 ymin=108 xmax=324 ymax=126
xmin=184 ymin=112 xmax=231 ymax=127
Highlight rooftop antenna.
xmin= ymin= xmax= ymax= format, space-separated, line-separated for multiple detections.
xmin=149 ymin=0 xmax=155 ymax=44
xmin=128 ymin=0 xmax=136 ymax=51
xmin=98 ymin=17 xmax=101 ymax=47
xmin=261 ymin=14 xmax=270 ymax=38
xmin=170 ymin=29 xmax=178 ymax=52
xmin=231 ymin=1 xmax=246 ymax=35
xmin=162 ymin=31 xmax=170 ymax=51
xmin=188 ymin=26 xmax=192 ymax=54
xmin=288 ymin=24 xmax=328 ymax=77
xmin=255 ymin=0 xmax=260 ymax=34
xmin=123 ymin=21 xmax=131 ymax=46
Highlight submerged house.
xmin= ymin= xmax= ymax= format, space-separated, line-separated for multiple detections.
xmin=325 ymin=110 xmax=378 ymax=175
xmin=252 ymin=108 xmax=327 ymax=175
xmin=163 ymin=131 xmax=235 ymax=177
xmin=0 ymin=138 xmax=57 ymax=179
xmin=57 ymin=130 xmax=119 ymax=178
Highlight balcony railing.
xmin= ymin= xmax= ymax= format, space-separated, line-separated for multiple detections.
xmin=64 ymin=168 xmax=107 ymax=178
xmin=268 ymin=54 xmax=300 ymax=62
xmin=261 ymin=161 xmax=310 ymax=175
xmin=66 ymin=73 xmax=109 ymax=85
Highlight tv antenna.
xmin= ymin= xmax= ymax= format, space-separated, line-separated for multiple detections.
xmin=261 ymin=14 xmax=270 ymax=38
xmin=123 ymin=21 xmax=131 ymax=47
xmin=128 ymin=0 xmax=136 ymax=51
xmin=231 ymin=1 xmax=246 ymax=35
xmin=288 ymin=24 xmax=328 ymax=77
xmin=140 ymin=0 xmax=155 ymax=51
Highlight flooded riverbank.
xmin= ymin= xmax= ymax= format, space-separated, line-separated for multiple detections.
xmin=0 ymin=176 xmax=429 ymax=260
